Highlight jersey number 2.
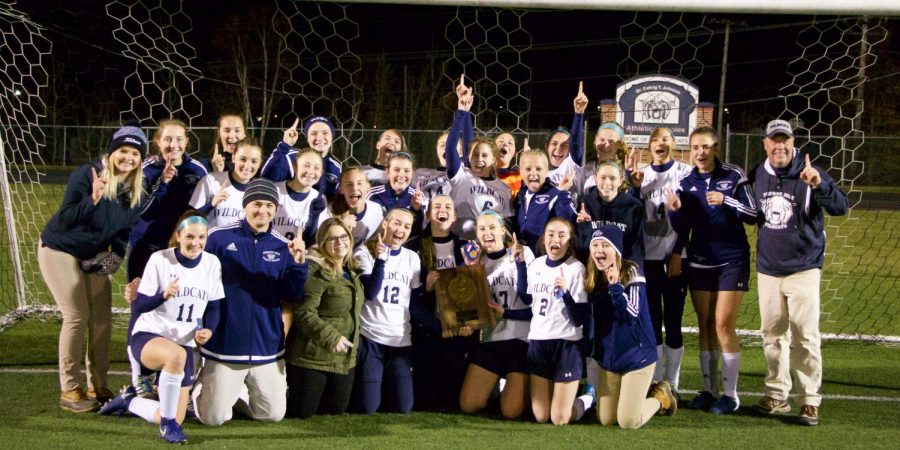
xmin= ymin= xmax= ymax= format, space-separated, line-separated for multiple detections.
xmin=539 ymin=298 xmax=549 ymax=316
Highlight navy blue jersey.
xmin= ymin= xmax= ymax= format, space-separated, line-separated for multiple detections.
xmin=131 ymin=155 xmax=208 ymax=250
xmin=576 ymin=187 xmax=646 ymax=267
xmin=748 ymin=151 xmax=848 ymax=276
xmin=669 ymin=159 xmax=756 ymax=266
xmin=260 ymin=141 xmax=341 ymax=198
xmin=513 ymin=179 xmax=576 ymax=254
xmin=201 ymin=220 xmax=308 ymax=364
xmin=367 ymin=184 xmax=417 ymax=212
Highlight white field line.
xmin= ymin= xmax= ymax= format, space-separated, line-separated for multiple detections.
xmin=1 ymin=368 xmax=898 ymax=402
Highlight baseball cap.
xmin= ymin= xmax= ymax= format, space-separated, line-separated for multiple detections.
xmin=765 ymin=119 xmax=793 ymax=138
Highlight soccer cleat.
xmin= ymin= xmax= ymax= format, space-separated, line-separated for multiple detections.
xmin=687 ymin=391 xmax=717 ymax=410
xmin=98 ymin=386 xmax=136 ymax=416
xmin=755 ymin=396 xmax=791 ymax=415
xmin=60 ymin=388 xmax=101 ymax=413
xmin=579 ymin=383 xmax=596 ymax=402
xmin=159 ymin=418 xmax=188 ymax=444
xmin=709 ymin=395 xmax=740 ymax=414
xmin=135 ymin=377 xmax=157 ymax=399
xmin=798 ymin=405 xmax=819 ymax=426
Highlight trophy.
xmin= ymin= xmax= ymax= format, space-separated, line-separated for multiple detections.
xmin=435 ymin=263 xmax=495 ymax=336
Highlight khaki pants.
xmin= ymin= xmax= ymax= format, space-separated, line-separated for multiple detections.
xmin=596 ymin=363 xmax=660 ymax=429
xmin=758 ymin=269 xmax=822 ymax=407
xmin=37 ymin=243 xmax=112 ymax=392
xmin=193 ymin=359 xmax=287 ymax=426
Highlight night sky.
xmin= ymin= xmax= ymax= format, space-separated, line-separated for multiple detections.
xmin=13 ymin=1 xmax=895 ymax=134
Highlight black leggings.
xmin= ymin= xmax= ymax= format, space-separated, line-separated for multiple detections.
xmin=286 ymin=364 xmax=355 ymax=419
xmin=644 ymin=260 xmax=688 ymax=349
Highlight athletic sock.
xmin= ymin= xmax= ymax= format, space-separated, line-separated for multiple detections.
xmin=127 ymin=347 xmax=142 ymax=386
xmin=653 ymin=345 xmax=664 ymax=382
xmin=709 ymin=350 xmax=721 ymax=396
xmin=721 ymin=352 xmax=740 ymax=401
xmin=663 ymin=345 xmax=684 ymax=389
xmin=158 ymin=370 xmax=185 ymax=420
xmin=573 ymin=394 xmax=594 ymax=421
xmin=699 ymin=351 xmax=712 ymax=392
xmin=128 ymin=397 xmax=159 ymax=423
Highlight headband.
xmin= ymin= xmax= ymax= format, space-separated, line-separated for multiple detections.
xmin=177 ymin=215 xmax=208 ymax=232
xmin=598 ymin=122 xmax=625 ymax=141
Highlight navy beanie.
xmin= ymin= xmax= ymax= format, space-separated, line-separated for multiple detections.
xmin=590 ymin=225 xmax=624 ymax=257
xmin=107 ymin=119 xmax=148 ymax=159
xmin=242 ymin=178 xmax=280 ymax=209
xmin=303 ymin=116 xmax=335 ymax=137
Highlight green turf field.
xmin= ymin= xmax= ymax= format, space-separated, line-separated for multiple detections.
xmin=0 ymin=320 xmax=898 ymax=449
xmin=1 ymin=185 xmax=899 ymax=448
xmin=3 ymin=185 xmax=899 ymax=337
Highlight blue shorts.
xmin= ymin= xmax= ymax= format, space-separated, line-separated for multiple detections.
xmin=470 ymin=339 xmax=529 ymax=377
xmin=129 ymin=331 xmax=195 ymax=388
xmin=355 ymin=335 xmax=413 ymax=383
xmin=689 ymin=257 xmax=750 ymax=292
xmin=527 ymin=339 xmax=583 ymax=382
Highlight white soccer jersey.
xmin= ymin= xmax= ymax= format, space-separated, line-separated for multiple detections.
xmin=449 ymin=167 xmax=512 ymax=240
xmin=483 ymin=247 xmax=535 ymax=343
xmin=431 ymin=238 xmax=458 ymax=271
xmin=272 ymin=182 xmax=320 ymax=241
xmin=356 ymin=246 xmax=422 ymax=347
xmin=189 ymin=171 xmax=246 ymax=228
xmin=133 ymin=248 xmax=224 ymax=347
xmin=548 ymin=155 xmax=583 ymax=197
xmin=318 ymin=200 xmax=384 ymax=248
xmin=639 ymin=161 xmax=692 ymax=260
xmin=416 ymin=168 xmax=452 ymax=202
xmin=526 ymin=255 xmax=587 ymax=342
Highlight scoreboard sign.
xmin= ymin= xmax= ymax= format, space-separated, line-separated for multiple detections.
xmin=615 ymin=74 xmax=699 ymax=149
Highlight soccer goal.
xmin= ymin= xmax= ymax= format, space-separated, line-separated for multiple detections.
xmin=1 ymin=0 xmax=897 ymax=342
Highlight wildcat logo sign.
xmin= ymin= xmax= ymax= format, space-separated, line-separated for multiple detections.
xmin=616 ymin=75 xmax=699 ymax=149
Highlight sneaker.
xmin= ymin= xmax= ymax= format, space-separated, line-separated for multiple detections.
xmin=159 ymin=417 xmax=188 ymax=444
xmin=650 ymin=381 xmax=677 ymax=416
xmin=98 ymin=386 xmax=136 ymax=416
xmin=755 ymin=396 xmax=791 ymax=415
xmin=687 ymin=391 xmax=717 ymax=410
xmin=60 ymin=388 xmax=101 ymax=413
xmin=87 ymin=387 xmax=114 ymax=404
xmin=709 ymin=395 xmax=740 ymax=414
xmin=798 ymin=405 xmax=819 ymax=426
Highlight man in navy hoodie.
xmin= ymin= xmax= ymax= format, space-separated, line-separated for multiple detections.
xmin=193 ymin=178 xmax=308 ymax=426
xmin=748 ymin=119 xmax=848 ymax=426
